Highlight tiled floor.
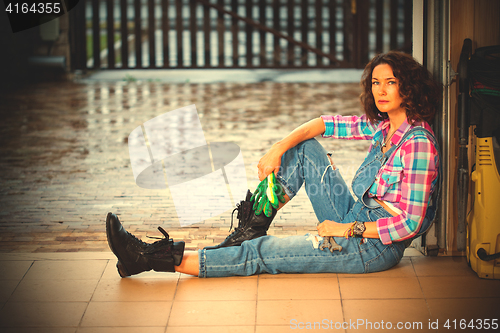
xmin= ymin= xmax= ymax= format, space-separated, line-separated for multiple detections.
xmin=0 ymin=252 xmax=499 ymax=332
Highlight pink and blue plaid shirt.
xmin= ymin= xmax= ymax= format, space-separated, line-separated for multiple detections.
xmin=321 ymin=114 xmax=439 ymax=245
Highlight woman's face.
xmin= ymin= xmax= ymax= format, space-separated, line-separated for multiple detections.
xmin=371 ymin=64 xmax=405 ymax=117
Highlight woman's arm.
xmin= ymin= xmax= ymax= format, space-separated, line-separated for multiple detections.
xmin=257 ymin=117 xmax=325 ymax=181
xmin=376 ymin=135 xmax=439 ymax=245
xmin=317 ymin=220 xmax=379 ymax=238
xmin=321 ymin=114 xmax=377 ymax=140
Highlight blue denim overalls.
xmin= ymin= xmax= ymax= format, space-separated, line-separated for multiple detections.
xmin=198 ymin=128 xmax=440 ymax=278
xmin=351 ymin=126 xmax=441 ymax=240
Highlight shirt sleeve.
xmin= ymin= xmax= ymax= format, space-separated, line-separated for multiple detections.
xmin=376 ymin=134 xmax=439 ymax=245
xmin=321 ymin=114 xmax=378 ymax=140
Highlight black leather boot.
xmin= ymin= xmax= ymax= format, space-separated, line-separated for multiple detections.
xmin=106 ymin=212 xmax=185 ymax=277
xmin=204 ymin=190 xmax=277 ymax=250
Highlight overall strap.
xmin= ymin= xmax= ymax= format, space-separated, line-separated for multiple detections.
xmin=394 ymin=127 xmax=439 ymax=153
xmin=379 ymin=126 xmax=436 ymax=163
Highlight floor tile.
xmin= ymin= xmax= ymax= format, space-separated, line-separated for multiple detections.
xmin=339 ymin=277 xmax=424 ymax=299
xmin=166 ymin=327 xmax=254 ymax=333
xmin=426 ymin=298 xmax=500 ymax=322
xmin=257 ymin=325 xmax=340 ymax=332
xmin=81 ymin=301 xmax=172 ymax=327
xmin=0 ymin=261 xmax=33 ymax=280
xmin=0 ymin=328 xmax=77 ymax=333
xmin=338 ymin=259 xmax=416 ymax=278
xmin=92 ymin=278 xmax=178 ymax=302
xmin=10 ymin=279 xmax=98 ymax=302
xmin=23 ymin=260 xmax=107 ymax=280
xmin=403 ymin=248 xmax=424 ymax=257
xmin=0 ymin=301 xmax=87 ymax=327
xmin=343 ymin=299 xmax=431 ymax=332
xmin=77 ymin=328 xmax=165 ymax=333
xmin=256 ymin=300 xmax=343 ymax=326
xmin=175 ymin=276 xmax=257 ymax=301
xmin=0 ymin=279 xmax=20 ymax=303
xmin=257 ymin=276 xmax=340 ymax=300
xmin=100 ymin=260 xmax=121 ymax=280
xmin=411 ymin=256 xmax=476 ymax=277
xmin=169 ymin=300 xmax=256 ymax=326
xmin=0 ymin=253 xmax=115 ymax=261
xmin=258 ymin=273 xmax=337 ymax=279
xmin=419 ymin=275 xmax=500 ymax=298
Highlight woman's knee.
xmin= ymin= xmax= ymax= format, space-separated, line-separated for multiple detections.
xmin=363 ymin=243 xmax=403 ymax=273
xmin=296 ymin=138 xmax=326 ymax=155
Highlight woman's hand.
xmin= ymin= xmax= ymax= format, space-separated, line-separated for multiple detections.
xmin=257 ymin=144 xmax=283 ymax=181
xmin=318 ymin=221 xmax=380 ymax=239
xmin=256 ymin=117 xmax=326 ymax=181
xmin=317 ymin=220 xmax=348 ymax=237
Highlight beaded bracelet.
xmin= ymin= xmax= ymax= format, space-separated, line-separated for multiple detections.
xmin=343 ymin=223 xmax=356 ymax=239
xmin=343 ymin=221 xmax=366 ymax=241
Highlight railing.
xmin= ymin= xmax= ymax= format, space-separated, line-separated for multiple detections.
xmin=70 ymin=0 xmax=412 ymax=70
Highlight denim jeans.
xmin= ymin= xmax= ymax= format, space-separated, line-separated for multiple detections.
xmin=198 ymin=139 xmax=406 ymax=278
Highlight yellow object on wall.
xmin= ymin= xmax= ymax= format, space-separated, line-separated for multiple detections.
xmin=467 ymin=137 xmax=500 ymax=279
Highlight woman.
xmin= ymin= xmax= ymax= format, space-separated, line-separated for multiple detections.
xmin=106 ymin=51 xmax=441 ymax=278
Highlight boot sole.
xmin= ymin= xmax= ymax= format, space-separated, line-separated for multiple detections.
xmin=116 ymin=261 xmax=131 ymax=278
xmin=105 ymin=212 xmax=131 ymax=277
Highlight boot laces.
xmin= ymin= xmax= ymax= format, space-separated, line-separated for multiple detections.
xmin=228 ymin=201 xmax=246 ymax=234
xmin=126 ymin=230 xmax=149 ymax=248
xmin=149 ymin=226 xmax=170 ymax=239
xmin=144 ymin=226 xmax=173 ymax=253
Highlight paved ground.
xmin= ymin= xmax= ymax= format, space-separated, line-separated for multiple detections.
xmin=0 ymin=76 xmax=370 ymax=252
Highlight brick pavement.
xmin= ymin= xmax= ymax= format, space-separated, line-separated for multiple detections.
xmin=0 ymin=79 xmax=369 ymax=252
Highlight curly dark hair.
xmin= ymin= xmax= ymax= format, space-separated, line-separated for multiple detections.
xmin=360 ymin=51 xmax=442 ymax=124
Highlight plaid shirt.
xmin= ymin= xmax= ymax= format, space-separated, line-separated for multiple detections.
xmin=321 ymin=114 xmax=439 ymax=245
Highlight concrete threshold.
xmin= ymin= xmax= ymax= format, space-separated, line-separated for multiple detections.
xmin=79 ymin=68 xmax=364 ymax=84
